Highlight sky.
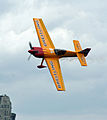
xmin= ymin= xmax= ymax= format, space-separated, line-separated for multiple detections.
xmin=0 ymin=0 xmax=107 ymax=120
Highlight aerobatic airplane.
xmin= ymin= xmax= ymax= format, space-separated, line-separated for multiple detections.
xmin=28 ymin=18 xmax=91 ymax=91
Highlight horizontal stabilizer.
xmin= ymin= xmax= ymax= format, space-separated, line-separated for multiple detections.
xmin=76 ymin=53 xmax=87 ymax=66
xmin=73 ymin=40 xmax=91 ymax=66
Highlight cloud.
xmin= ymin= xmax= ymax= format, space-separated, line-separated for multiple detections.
xmin=16 ymin=114 xmax=107 ymax=120
xmin=0 ymin=0 xmax=107 ymax=120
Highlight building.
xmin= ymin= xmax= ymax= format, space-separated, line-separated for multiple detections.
xmin=0 ymin=95 xmax=16 ymax=120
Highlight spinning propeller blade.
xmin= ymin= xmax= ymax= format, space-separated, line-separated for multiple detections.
xmin=28 ymin=42 xmax=33 ymax=61
xmin=28 ymin=54 xmax=31 ymax=61
xmin=29 ymin=42 xmax=33 ymax=49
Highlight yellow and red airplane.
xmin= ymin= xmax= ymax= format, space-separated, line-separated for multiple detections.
xmin=28 ymin=18 xmax=91 ymax=91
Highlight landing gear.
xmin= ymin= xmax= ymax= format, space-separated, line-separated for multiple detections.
xmin=37 ymin=58 xmax=46 ymax=68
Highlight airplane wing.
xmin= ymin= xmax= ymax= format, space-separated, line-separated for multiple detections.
xmin=33 ymin=18 xmax=55 ymax=49
xmin=45 ymin=58 xmax=65 ymax=91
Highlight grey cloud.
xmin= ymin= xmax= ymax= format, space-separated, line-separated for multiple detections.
xmin=0 ymin=0 xmax=13 ymax=16
xmin=0 ymin=0 xmax=107 ymax=120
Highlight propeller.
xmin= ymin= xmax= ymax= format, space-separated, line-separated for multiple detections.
xmin=28 ymin=54 xmax=31 ymax=61
xmin=28 ymin=42 xmax=33 ymax=61
xmin=29 ymin=42 xmax=33 ymax=49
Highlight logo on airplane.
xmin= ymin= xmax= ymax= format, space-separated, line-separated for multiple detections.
xmin=36 ymin=20 xmax=47 ymax=47
xmin=50 ymin=61 xmax=61 ymax=88
xmin=81 ymin=55 xmax=86 ymax=64
xmin=76 ymin=43 xmax=81 ymax=50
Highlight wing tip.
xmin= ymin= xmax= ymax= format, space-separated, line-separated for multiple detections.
xmin=57 ymin=87 xmax=66 ymax=91
xmin=58 ymin=90 xmax=66 ymax=91
xmin=33 ymin=18 xmax=42 ymax=21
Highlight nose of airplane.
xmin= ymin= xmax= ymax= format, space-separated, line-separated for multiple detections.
xmin=28 ymin=50 xmax=37 ymax=54
xmin=28 ymin=50 xmax=32 ymax=54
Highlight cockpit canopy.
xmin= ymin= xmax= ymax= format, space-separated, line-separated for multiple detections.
xmin=54 ymin=49 xmax=66 ymax=56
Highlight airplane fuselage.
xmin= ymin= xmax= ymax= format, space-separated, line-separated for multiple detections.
xmin=28 ymin=47 xmax=77 ymax=58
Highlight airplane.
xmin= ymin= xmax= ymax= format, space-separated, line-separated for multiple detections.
xmin=28 ymin=18 xmax=91 ymax=91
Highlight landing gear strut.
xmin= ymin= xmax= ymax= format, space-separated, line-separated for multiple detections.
xmin=37 ymin=58 xmax=46 ymax=68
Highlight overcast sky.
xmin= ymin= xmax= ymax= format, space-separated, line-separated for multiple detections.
xmin=0 ymin=0 xmax=107 ymax=120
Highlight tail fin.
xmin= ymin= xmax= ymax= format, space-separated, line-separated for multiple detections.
xmin=73 ymin=40 xmax=91 ymax=66
xmin=79 ymin=48 xmax=91 ymax=57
